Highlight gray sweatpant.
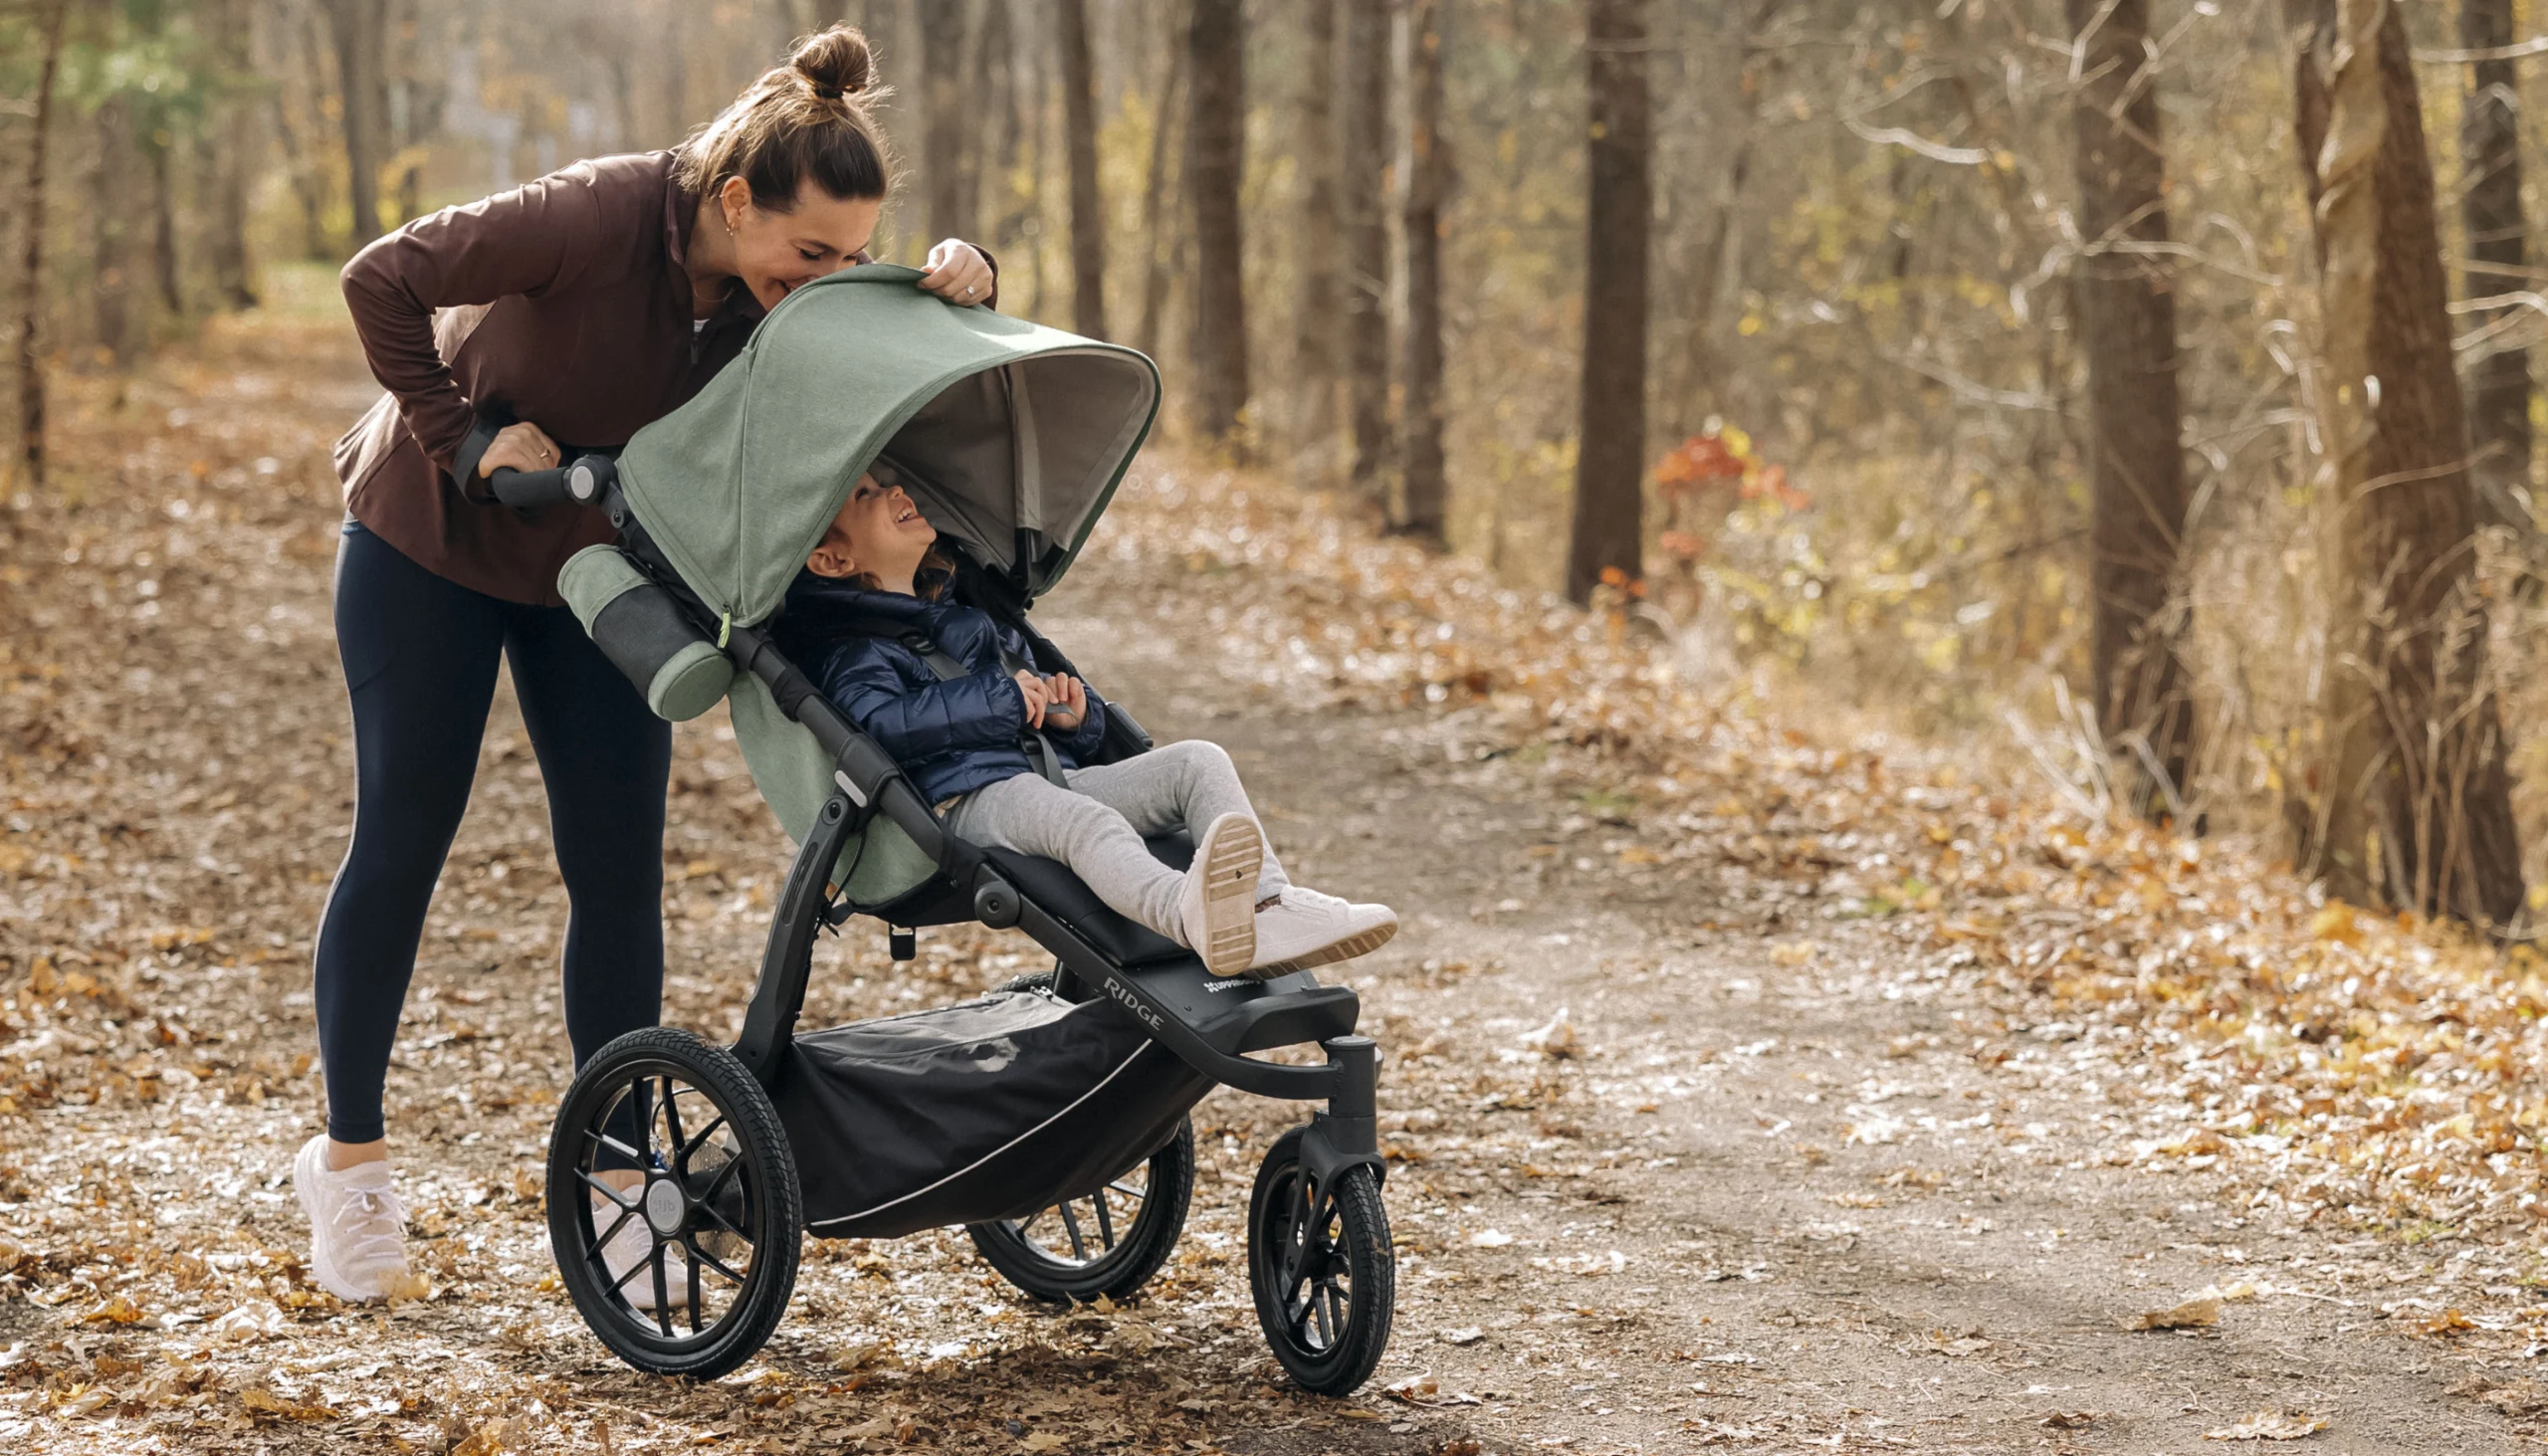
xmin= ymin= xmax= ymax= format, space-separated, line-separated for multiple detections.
xmin=943 ymin=739 xmax=1290 ymax=943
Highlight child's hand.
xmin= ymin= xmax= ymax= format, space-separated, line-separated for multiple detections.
xmin=1041 ymin=674 xmax=1087 ymax=730
xmin=1011 ymin=670 xmax=1050 ymax=729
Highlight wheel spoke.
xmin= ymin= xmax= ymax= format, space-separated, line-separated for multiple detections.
xmin=678 ymin=1113 xmax=730 ymax=1169
xmin=658 ymin=1074 xmax=689 ymax=1158
xmin=1059 ymin=1200 xmax=1089 ymax=1261
xmin=684 ymin=1234 xmax=751 ymax=1287
xmin=650 ymin=1241 xmax=674 ymax=1337
xmin=576 ymin=1168 xmax=638 ymax=1212
xmin=699 ymin=1147 xmax=747 ymax=1205
xmin=1092 ymin=1191 xmax=1116 ymax=1250
xmin=582 ymin=1126 xmax=646 ymax=1166
xmin=1105 ymin=1179 xmax=1147 ymax=1200
xmin=628 ymin=1072 xmax=660 ymax=1166
xmin=686 ymin=1244 xmax=705 ymax=1335
xmin=693 ymin=1193 xmax=753 ymax=1243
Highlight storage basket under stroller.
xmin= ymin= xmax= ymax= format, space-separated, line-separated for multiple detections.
xmin=491 ymin=266 xmax=1395 ymax=1393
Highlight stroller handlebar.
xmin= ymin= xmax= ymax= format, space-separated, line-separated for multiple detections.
xmin=488 ymin=454 xmax=617 ymax=511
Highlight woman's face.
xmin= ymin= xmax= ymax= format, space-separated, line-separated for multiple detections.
xmin=808 ymin=473 xmax=937 ymax=583
xmin=719 ymin=176 xmax=882 ymax=312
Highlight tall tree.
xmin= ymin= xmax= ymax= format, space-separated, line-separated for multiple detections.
xmin=1566 ymin=0 xmax=1652 ymax=603
xmin=1340 ymin=0 xmax=1391 ymax=503
xmin=92 ymin=99 xmax=139 ymax=366
xmin=1133 ymin=14 xmax=1187 ymax=362
xmin=322 ymin=0 xmax=390 ymax=249
xmin=2457 ymin=0 xmax=2533 ymax=535
xmin=1058 ymin=0 xmax=1108 ymax=337
xmin=206 ymin=0 xmax=260 ymax=309
xmin=15 ymin=0 xmax=69 ymax=487
xmin=920 ymin=0 xmax=978 ymax=247
xmin=2290 ymin=0 xmax=2524 ymax=925
xmin=2066 ymin=0 xmax=2196 ymax=819
xmin=1396 ymin=0 xmax=1449 ymax=546
xmin=1288 ymin=0 xmax=1340 ymax=481
xmin=1184 ymin=0 xmax=1248 ymax=446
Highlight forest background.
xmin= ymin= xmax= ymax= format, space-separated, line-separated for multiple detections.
xmin=6 ymin=0 xmax=2548 ymax=934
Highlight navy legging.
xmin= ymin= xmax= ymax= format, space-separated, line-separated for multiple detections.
xmin=315 ymin=520 xmax=671 ymax=1144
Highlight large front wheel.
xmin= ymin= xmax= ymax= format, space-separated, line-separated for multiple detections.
xmin=1247 ymin=1126 xmax=1394 ymax=1395
xmin=546 ymin=1028 xmax=800 ymax=1379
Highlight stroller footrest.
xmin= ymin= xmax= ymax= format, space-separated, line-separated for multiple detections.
xmin=1121 ymin=961 xmax=1362 ymax=1056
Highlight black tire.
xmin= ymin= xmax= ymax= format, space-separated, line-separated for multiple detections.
xmin=1247 ymin=1126 xmax=1394 ymax=1395
xmin=546 ymin=1028 xmax=801 ymax=1380
xmin=966 ymin=1119 xmax=1195 ymax=1303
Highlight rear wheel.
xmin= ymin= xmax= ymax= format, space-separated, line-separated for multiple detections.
xmin=966 ymin=1119 xmax=1194 ymax=1303
xmin=546 ymin=1028 xmax=800 ymax=1379
xmin=1247 ymin=1126 xmax=1393 ymax=1395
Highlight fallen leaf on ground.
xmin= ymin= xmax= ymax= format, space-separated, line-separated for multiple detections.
xmin=2205 ymin=1409 xmax=2327 ymax=1441
xmin=2126 ymin=1297 xmax=2221 ymax=1331
xmin=208 ymin=1300 xmax=286 ymax=1343
xmin=1439 ymin=1326 xmax=1484 ymax=1346
xmin=2041 ymin=1411 xmax=2099 ymax=1430
xmin=1465 ymin=1228 xmax=1514 ymax=1247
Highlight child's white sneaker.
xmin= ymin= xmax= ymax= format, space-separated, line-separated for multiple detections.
xmin=1180 ymin=812 xmax=1264 ymax=976
xmin=293 ymin=1134 xmax=416 ymax=1303
xmin=593 ymin=1188 xmax=692 ymax=1312
xmin=1249 ymin=887 xmax=1398 ymax=973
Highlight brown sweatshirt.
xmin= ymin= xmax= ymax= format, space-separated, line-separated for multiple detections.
xmin=333 ymin=150 xmax=986 ymax=607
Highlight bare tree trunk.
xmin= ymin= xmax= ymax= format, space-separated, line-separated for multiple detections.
xmin=15 ymin=0 xmax=68 ymax=488
xmin=971 ymin=0 xmax=1010 ymax=247
xmin=94 ymin=101 xmax=139 ymax=367
xmin=2067 ymin=0 xmax=2196 ymax=821
xmin=207 ymin=0 xmax=261 ymax=309
xmin=1058 ymin=0 xmax=1108 ymax=336
xmin=1340 ymin=0 xmax=1391 ymax=504
xmin=1133 ymin=14 xmax=1187 ymax=361
xmin=921 ymin=0 xmax=978 ymax=245
xmin=1288 ymin=0 xmax=1340 ymax=484
xmin=2290 ymin=0 xmax=2525 ymax=927
xmin=2457 ymin=0 xmax=2534 ymax=536
xmin=323 ymin=0 xmax=390 ymax=250
xmin=145 ymin=130 xmax=185 ymax=319
xmin=1396 ymin=0 xmax=1448 ymax=547
xmin=1566 ymin=0 xmax=1652 ymax=604
xmin=1184 ymin=0 xmax=1248 ymax=447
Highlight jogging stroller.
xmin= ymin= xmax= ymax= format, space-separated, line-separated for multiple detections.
xmin=490 ymin=265 xmax=1394 ymax=1392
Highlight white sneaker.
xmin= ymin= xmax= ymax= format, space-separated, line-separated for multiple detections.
xmin=593 ymin=1187 xmax=693 ymax=1312
xmin=1248 ymin=886 xmax=1398 ymax=973
xmin=1179 ymin=812 xmax=1264 ymax=976
xmin=293 ymin=1134 xmax=416 ymax=1303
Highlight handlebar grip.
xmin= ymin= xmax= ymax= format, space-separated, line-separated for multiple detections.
xmin=488 ymin=455 xmax=615 ymax=511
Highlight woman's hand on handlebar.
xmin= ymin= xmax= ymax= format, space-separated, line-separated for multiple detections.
xmin=477 ymin=420 xmax=564 ymax=477
xmin=918 ymin=240 xmax=993 ymax=307
xmin=1011 ymin=670 xmax=1050 ymax=729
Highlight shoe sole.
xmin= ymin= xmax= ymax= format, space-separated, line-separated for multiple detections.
xmin=1252 ymin=918 xmax=1400 ymax=977
xmin=1194 ymin=814 xmax=1263 ymax=977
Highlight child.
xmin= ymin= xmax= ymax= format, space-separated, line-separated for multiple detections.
xmin=772 ymin=469 xmax=1396 ymax=977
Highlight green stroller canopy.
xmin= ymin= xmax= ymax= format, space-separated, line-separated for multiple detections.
xmin=613 ymin=264 xmax=1162 ymax=626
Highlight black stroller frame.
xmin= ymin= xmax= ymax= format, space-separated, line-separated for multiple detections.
xmin=507 ymin=452 xmax=1395 ymax=1393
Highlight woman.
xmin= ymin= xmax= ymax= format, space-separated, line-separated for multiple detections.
xmin=298 ymin=25 xmax=996 ymax=1303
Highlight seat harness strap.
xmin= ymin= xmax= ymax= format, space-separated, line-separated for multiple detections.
xmin=889 ymin=626 xmax=1069 ymax=790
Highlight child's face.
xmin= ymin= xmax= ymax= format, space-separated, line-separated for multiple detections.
xmin=808 ymin=472 xmax=938 ymax=584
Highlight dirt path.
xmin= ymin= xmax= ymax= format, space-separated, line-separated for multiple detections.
xmin=0 ymin=290 xmax=2530 ymax=1454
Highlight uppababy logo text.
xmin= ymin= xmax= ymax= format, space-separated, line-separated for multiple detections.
xmin=1103 ymin=977 xmax=1164 ymax=1029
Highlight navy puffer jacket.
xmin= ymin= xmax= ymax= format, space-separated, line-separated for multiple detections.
xmin=773 ymin=573 xmax=1111 ymax=805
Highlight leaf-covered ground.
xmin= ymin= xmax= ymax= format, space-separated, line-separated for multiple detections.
xmin=4 ymin=280 xmax=2548 ymax=1452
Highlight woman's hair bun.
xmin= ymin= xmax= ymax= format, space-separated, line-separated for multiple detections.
xmin=791 ymin=24 xmax=873 ymax=101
